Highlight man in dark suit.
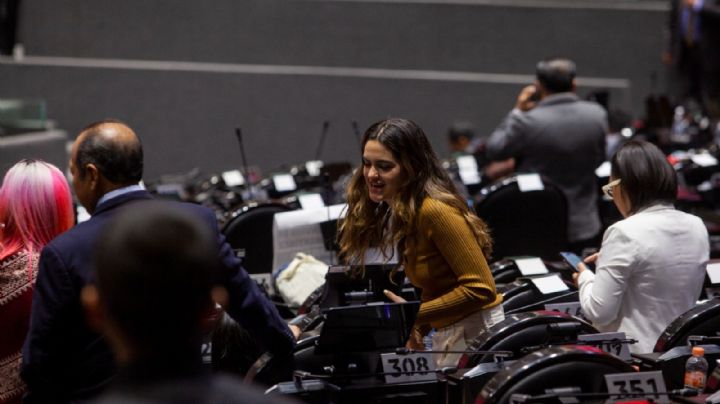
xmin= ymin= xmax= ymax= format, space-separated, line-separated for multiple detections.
xmin=665 ymin=0 xmax=720 ymax=117
xmin=486 ymin=58 xmax=607 ymax=253
xmin=82 ymin=202 xmax=294 ymax=404
xmin=21 ymin=120 xmax=296 ymax=402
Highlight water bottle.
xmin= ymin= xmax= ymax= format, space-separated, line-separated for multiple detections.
xmin=684 ymin=346 xmax=708 ymax=391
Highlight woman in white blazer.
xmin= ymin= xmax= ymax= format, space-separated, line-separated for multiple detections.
xmin=573 ymin=140 xmax=709 ymax=353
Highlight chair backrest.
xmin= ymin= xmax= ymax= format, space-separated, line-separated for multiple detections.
xmin=500 ymin=278 xmax=579 ymax=315
xmin=460 ymin=311 xmax=599 ymax=367
xmin=654 ymin=298 xmax=720 ymax=352
xmin=477 ymin=346 xmax=634 ymax=404
xmin=221 ymin=203 xmax=292 ymax=274
xmin=490 ymin=259 xmax=522 ymax=284
xmin=475 ymin=175 xmax=568 ymax=261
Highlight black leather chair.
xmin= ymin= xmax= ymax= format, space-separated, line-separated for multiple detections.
xmin=500 ymin=278 xmax=579 ymax=315
xmin=460 ymin=311 xmax=599 ymax=367
xmin=221 ymin=203 xmax=292 ymax=274
xmin=474 ymin=175 xmax=568 ymax=261
xmin=490 ymin=259 xmax=522 ymax=284
xmin=654 ymin=298 xmax=720 ymax=352
xmin=477 ymin=346 xmax=634 ymax=404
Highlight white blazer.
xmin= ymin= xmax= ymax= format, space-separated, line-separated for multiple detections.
xmin=578 ymin=203 xmax=709 ymax=353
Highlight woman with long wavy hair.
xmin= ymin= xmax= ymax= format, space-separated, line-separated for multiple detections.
xmin=339 ymin=118 xmax=504 ymax=367
xmin=0 ymin=160 xmax=74 ymax=403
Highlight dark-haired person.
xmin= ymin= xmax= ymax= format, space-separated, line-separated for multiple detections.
xmin=486 ymin=58 xmax=607 ymax=254
xmin=21 ymin=120 xmax=295 ymax=402
xmin=447 ymin=121 xmax=480 ymax=157
xmin=664 ymin=0 xmax=720 ymax=117
xmin=573 ymin=140 xmax=709 ymax=353
xmin=340 ymin=118 xmax=503 ymax=368
xmin=83 ymin=203 xmax=293 ymax=404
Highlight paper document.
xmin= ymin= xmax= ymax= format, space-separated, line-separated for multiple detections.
xmin=272 ymin=204 xmax=346 ymax=270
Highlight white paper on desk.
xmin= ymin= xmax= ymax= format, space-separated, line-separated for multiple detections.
xmin=595 ymin=161 xmax=611 ymax=178
xmin=272 ymin=204 xmax=346 ymax=270
xmin=273 ymin=174 xmax=297 ymax=192
xmin=692 ymin=153 xmax=718 ymax=167
xmin=707 ymin=262 xmax=720 ymax=284
xmin=516 ymin=173 xmax=544 ymax=192
xmin=457 ymin=155 xmax=481 ymax=185
xmin=514 ymin=257 xmax=549 ymax=276
xmin=305 ymin=160 xmax=324 ymax=177
xmin=530 ymin=274 xmax=569 ymax=295
xmin=459 ymin=170 xmax=481 ymax=185
xmin=298 ymin=193 xmax=325 ymax=210
xmin=222 ymin=169 xmax=245 ymax=186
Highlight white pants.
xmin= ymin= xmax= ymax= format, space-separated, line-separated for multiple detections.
xmin=431 ymin=305 xmax=505 ymax=368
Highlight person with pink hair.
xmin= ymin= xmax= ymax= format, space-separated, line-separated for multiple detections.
xmin=0 ymin=159 xmax=73 ymax=404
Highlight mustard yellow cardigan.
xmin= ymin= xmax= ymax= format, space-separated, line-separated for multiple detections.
xmin=406 ymin=197 xmax=502 ymax=330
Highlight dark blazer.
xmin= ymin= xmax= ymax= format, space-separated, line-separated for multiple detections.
xmin=487 ymin=93 xmax=607 ymax=243
xmin=21 ymin=190 xmax=294 ymax=403
xmin=668 ymin=0 xmax=720 ymax=72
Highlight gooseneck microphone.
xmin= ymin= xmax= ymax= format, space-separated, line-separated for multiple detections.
xmin=234 ymin=127 xmax=252 ymax=199
xmin=395 ymin=347 xmax=513 ymax=357
xmin=314 ymin=120 xmax=330 ymax=161
xmin=510 ymin=387 xmax=699 ymax=403
xmin=351 ymin=120 xmax=361 ymax=148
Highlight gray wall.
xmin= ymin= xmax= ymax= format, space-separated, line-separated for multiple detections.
xmin=0 ymin=0 xmax=670 ymax=179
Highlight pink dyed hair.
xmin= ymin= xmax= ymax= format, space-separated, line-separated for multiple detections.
xmin=0 ymin=159 xmax=74 ymax=260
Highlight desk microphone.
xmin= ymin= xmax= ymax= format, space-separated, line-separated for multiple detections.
xmin=395 ymin=347 xmax=513 ymax=357
xmin=351 ymin=120 xmax=361 ymax=147
xmin=521 ymin=337 xmax=638 ymax=354
xmin=292 ymin=366 xmax=458 ymax=382
xmin=314 ymin=120 xmax=330 ymax=161
xmin=510 ymin=387 xmax=699 ymax=403
xmin=234 ymin=127 xmax=252 ymax=200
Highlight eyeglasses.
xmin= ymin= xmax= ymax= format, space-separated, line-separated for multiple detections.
xmin=602 ymin=178 xmax=622 ymax=198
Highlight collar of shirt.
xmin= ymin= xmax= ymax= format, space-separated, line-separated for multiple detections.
xmin=635 ymin=202 xmax=674 ymax=215
xmin=97 ymin=184 xmax=145 ymax=208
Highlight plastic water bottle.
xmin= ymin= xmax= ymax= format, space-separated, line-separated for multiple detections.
xmin=684 ymin=346 xmax=708 ymax=391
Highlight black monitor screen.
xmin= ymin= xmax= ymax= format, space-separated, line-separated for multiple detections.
xmin=316 ymin=301 xmax=420 ymax=354
xmin=320 ymin=264 xmax=404 ymax=308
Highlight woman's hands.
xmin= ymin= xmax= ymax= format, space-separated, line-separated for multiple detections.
xmin=384 ymin=289 xmax=426 ymax=350
xmin=383 ymin=289 xmax=406 ymax=303
xmin=572 ymin=252 xmax=599 ymax=287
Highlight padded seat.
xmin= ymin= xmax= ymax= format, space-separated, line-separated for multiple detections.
xmin=501 ymin=278 xmax=579 ymax=315
xmin=475 ymin=175 xmax=568 ymax=261
xmin=654 ymin=297 xmax=720 ymax=352
xmin=477 ymin=345 xmax=634 ymax=404
xmin=221 ymin=203 xmax=291 ymax=274
xmin=460 ymin=311 xmax=598 ymax=367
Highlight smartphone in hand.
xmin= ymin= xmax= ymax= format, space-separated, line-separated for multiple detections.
xmin=559 ymin=251 xmax=584 ymax=271
xmin=528 ymin=86 xmax=542 ymax=102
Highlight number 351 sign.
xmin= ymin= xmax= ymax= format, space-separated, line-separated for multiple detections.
xmin=604 ymin=371 xmax=669 ymax=404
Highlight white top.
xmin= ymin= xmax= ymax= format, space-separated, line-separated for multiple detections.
xmin=578 ymin=204 xmax=709 ymax=354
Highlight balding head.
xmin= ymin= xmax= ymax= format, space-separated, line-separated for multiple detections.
xmin=74 ymin=119 xmax=143 ymax=185
xmin=69 ymin=119 xmax=143 ymax=213
xmin=535 ymin=58 xmax=576 ymax=94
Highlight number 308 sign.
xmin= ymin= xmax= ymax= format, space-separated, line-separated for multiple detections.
xmin=380 ymin=352 xmax=436 ymax=383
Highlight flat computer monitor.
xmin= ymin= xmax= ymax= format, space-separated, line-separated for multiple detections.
xmin=320 ymin=264 xmax=404 ymax=308
xmin=315 ymin=301 xmax=420 ymax=355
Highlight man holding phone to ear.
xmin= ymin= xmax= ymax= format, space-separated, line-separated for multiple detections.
xmin=486 ymin=58 xmax=607 ymax=254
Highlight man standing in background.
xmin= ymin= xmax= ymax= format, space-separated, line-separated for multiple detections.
xmin=664 ymin=0 xmax=720 ymax=117
xmin=486 ymin=58 xmax=607 ymax=254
